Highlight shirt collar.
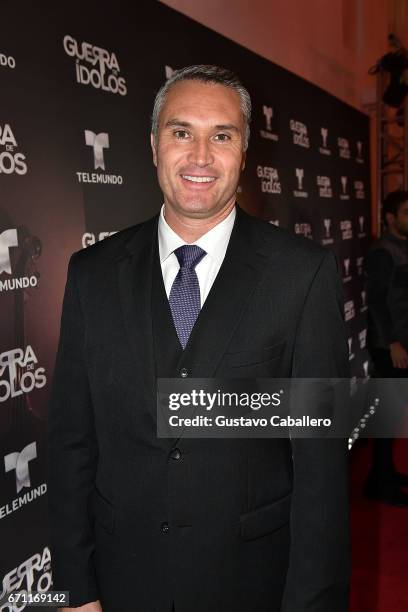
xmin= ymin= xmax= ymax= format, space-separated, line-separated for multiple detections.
xmin=158 ymin=204 xmax=236 ymax=264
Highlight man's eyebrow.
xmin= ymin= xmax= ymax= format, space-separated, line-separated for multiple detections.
xmin=164 ymin=119 xmax=192 ymax=128
xmin=164 ymin=119 xmax=240 ymax=133
xmin=214 ymin=123 xmax=240 ymax=133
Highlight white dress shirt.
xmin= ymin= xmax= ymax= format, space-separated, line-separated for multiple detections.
xmin=158 ymin=204 xmax=236 ymax=307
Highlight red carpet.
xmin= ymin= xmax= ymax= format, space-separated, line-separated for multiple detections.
xmin=349 ymin=438 xmax=408 ymax=611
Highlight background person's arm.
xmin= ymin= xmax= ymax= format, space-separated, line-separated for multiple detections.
xmin=390 ymin=341 xmax=408 ymax=368
xmin=59 ymin=601 xmax=102 ymax=612
xmin=281 ymin=251 xmax=350 ymax=612
xmin=47 ymin=252 xmax=100 ymax=607
xmin=59 ymin=600 xmax=102 ymax=612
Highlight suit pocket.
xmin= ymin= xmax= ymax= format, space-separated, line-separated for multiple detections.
xmin=91 ymin=487 xmax=115 ymax=534
xmin=239 ymin=492 xmax=291 ymax=541
xmin=224 ymin=341 xmax=285 ymax=368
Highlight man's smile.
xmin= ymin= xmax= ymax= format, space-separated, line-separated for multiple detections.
xmin=181 ymin=175 xmax=216 ymax=183
xmin=179 ymin=174 xmax=218 ymax=188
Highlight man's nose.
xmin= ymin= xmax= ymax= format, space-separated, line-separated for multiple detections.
xmin=187 ymin=137 xmax=214 ymax=166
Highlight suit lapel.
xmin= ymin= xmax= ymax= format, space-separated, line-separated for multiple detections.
xmin=116 ymin=215 xmax=159 ymax=417
xmin=151 ymin=236 xmax=184 ymax=377
xmin=178 ymin=206 xmax=273 ymax=377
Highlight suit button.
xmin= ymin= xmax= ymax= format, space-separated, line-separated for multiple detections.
xmin=161 ymin=521 xmax=169 ymax=533
xmin=170 ymin=447 xmax=181 ymax=460
xmin=180 ymin=368 xmax=188 ymax=378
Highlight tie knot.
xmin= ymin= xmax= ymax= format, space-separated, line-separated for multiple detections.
xmin=174 ymin=245 xmax=206 ymax=270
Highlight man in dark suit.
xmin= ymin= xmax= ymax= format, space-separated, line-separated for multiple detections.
xmin=47 ymin=65 xmax=350 ymax=612
xmin=363 ymin=189 xmax=408 ymax=506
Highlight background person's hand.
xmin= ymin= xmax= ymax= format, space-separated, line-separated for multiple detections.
xmin=59 ymin=600 xmax=102 ymax=612
xmin=390 ymin=341 xmax=408 ymax=369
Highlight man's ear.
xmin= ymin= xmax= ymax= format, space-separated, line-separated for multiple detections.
xmin=151 ymin=132 xmax=158 ymax=167
xmin=241 ymin=151 xmax=246 ymax=171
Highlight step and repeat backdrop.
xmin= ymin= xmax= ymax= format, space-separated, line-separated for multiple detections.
xmin=0 ymin=0 xmax=370 ymax=607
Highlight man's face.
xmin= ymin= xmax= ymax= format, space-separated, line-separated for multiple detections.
xmin=388 ymin=201 xmax=408 ymax=237
xmin=151 ymin=80 xmax=246 ymax=219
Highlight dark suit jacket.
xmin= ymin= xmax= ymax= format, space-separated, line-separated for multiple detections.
xmin=47 ymin=206 xmax=350 ymax=612
xmin=364 ymin=232 xmax=408 ymax=351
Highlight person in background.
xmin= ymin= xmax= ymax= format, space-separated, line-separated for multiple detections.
xmin=364 ymin=189 xmax=408 ymax=506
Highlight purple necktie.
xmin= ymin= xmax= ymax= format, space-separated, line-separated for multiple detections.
xmin=169 ymin=245 xmax=207 ymax=349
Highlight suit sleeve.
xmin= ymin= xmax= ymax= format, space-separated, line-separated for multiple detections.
xmin=47 ymin=252 xmax=100 ymax=606
xmin=281 ymin=250 xmax=350 ymax=612
xmin=387 ymin=262 xmax=408 ymax=350
xmin=364 ymin=249 xmax=395 ymax=345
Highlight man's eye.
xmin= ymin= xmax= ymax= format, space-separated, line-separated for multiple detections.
xmin=214 ymin=133 xmax=231 ymax=142
xmin=174 ymin=130 xmax=189 ymax=139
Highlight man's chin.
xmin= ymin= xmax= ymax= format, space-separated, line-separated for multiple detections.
xmin=174 ymin=199 xmax=218 ymax=219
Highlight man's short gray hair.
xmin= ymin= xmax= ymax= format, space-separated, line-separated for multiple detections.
xmin=151 ymin=65 xmax=251 ymax=151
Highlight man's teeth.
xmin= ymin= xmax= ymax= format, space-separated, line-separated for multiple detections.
xmin=182 ymin=175 xmax=215 ymax=183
